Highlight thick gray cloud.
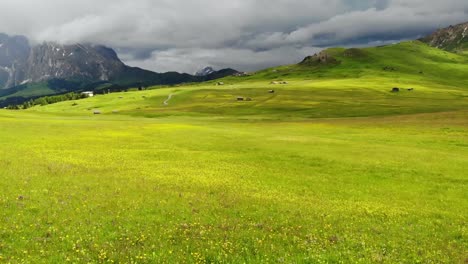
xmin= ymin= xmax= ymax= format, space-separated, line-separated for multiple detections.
xmin=0 ymin=0 xmax=467 ymax=73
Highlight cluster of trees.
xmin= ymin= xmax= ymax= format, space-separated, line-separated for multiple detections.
xmin=7 ymin=92 xmax=88 ymax=110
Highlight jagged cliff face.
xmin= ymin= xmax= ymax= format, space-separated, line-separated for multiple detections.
xmin=0 ymin=34 xmax=127 ymax=89
xmin=26 ymin=43 xmax=126 ymax=83
xmin=420 ymin=21 xmax=468 ymax=52
xmin=0 ymin=34 xmax=30 ymax=88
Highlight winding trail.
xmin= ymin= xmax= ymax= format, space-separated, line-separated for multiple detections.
xmin=163 ymin=94 xmax=174 ymax=105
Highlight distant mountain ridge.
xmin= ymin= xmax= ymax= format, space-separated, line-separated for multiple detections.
xmin=0 ymin=34 xmax=238 ymax=90
xmin=420 ymin=21 xmax=468 ymax=52
xmin=195 ymin=67 xmax=216 ymax=76
xmin=0 ymin=33 xmax=239 ymax=106
xmin=0 ymin=33 xmax=241 ymax=106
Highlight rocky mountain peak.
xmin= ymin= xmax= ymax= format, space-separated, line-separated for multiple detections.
xmin=0 ymin=33 xmax=128 ymax=89
xmin=195 ymin=66 xmax=216 ymax=76
xmin=0 ymin=34 xmax=30 ymax=88
xmin=420 ymin=21 xmax=468 ymax=52
xmin=26 ymin=42 xmax=126 ymax=83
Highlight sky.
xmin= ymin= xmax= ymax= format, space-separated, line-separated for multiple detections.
xmin=0 ymin=0 xmax=467 ymax=74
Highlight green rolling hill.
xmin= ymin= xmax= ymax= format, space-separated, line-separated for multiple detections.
xmin=27 ymin=41 xmax=468 ymax=119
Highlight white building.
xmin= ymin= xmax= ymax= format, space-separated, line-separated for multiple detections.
xmin=81 ymin=91 xmax=94 ymax=97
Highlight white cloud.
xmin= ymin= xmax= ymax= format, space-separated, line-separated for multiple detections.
xmin=0 ymin=0 xmax=466 ymax=72
xmin=123 ymin=46 xmax=322 ymax=74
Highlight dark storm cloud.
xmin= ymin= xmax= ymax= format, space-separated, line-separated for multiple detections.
xmin=0 ymin=0 xmax=467 ymax=73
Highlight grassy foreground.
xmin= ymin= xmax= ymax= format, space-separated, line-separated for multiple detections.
xmin=0 ymin=41 xmax=467 ymax=263
xmin=0 ymin=109 xmax=467 ymax=263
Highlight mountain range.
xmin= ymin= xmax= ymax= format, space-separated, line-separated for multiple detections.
xmin=1 ymin=21 xmax=467 ymax=107
xmin=0 ymin=35 xmax=238 ymax=106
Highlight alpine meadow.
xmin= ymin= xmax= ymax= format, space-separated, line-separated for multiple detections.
xmin=0 ymin=2 xmax=467 ymax=263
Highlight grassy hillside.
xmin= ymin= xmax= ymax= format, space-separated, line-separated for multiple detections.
xmin=29 ymin=42 xmax=468 ymax=119
xmin=1 ymin=110 xmax=467 ymax=263
xmin=28 ymin=78 xmax=468 ymax=120
xmin=0 ymin=41 xmax=467 ymax=262
xmin=229 ymin=41 xmax=468 ymax=86
xmin=0 ymin=80 xmax=89 ymax=107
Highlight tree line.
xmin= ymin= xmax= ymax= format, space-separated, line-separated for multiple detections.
xmin=6 ymin=92 xmax=88 ymax=110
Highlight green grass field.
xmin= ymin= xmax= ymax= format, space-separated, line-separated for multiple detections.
xmin=0 ymin=41 xmax=467 ymax=263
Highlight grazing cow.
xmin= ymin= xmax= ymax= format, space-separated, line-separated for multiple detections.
xmin=269 ymin=90 xmax=275 ymax=93
xmin=93 ymin=110 xmax=102 ymax=115
xmin=407 ymin=88 xmax=414 ymax=91
xmin=392 ymin=87 xmax=400 ymax=93
xmin=237 ymin=97 xmax=245 ymax=101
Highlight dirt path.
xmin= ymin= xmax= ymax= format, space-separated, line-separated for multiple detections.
xmin=163 ymin=94 xmax=173 ymax=105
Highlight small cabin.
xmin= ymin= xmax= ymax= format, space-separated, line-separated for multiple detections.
xmin=82 ymin=91 xmax=94 ymax=97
